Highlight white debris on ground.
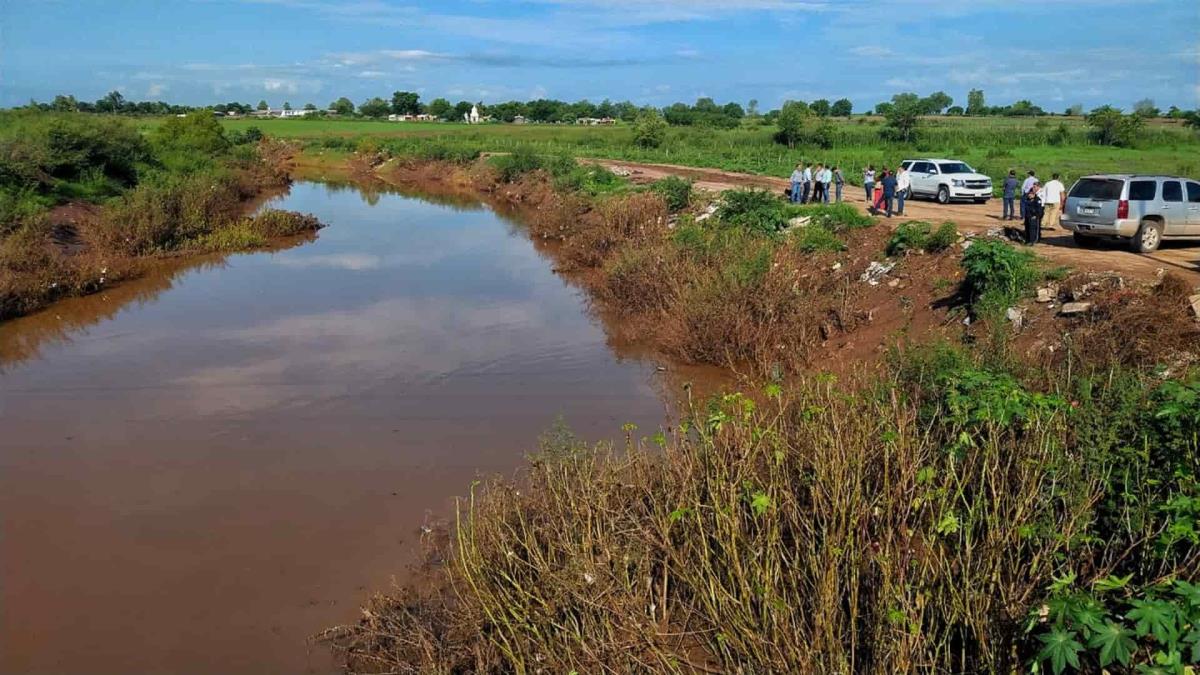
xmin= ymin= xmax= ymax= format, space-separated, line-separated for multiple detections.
xmin=1189 ymin=294 xmax=1200 ymax=320
xmin=1005 ymin=306 xmax=1024 ymax=330
xmin=695 ymin=203 xmax=719 ymax=222
xmin=1059 ymin=302 xmax=1093 ymax=316
xmin=787 ymin=215 xmax=812 ymax=229
xmin=859 ymin=261 xmax=895 ymax=286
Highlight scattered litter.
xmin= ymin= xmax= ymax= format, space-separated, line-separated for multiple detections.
xmin=787 ymin=215 xmax=812 ymax=229
xmin=831 ymin=262 xmax=842 ymax=271
xmin=695 ymin=203 xmax=719 ymax=222
xmin=887 ymin=278 xmax=900 ymax=288
xmin=859 ymin=261 xmax=895 ymax=286
xmin=1189 ymin=294 xmax=1200 ymax=320
xmin=962 ymin=316 xmax=972 ymax=326
xmin=1005 ymin=306 xmax=1024 ymax=329
xmin=655 ymin=365 xmax=668 ymax=372
xmin=961 ymin=240 xmax=973 ymax=250
xmin=1036 ymin=287 xmax=1055 ymax=303
xmin=610 ymin=167 xmax=632 ymax=177
xmin=1060 ymin=302 xmax=1093 ymax=316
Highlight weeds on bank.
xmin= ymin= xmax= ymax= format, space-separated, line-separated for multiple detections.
xmin=333 ymin=340 xmax=1198 ymax=674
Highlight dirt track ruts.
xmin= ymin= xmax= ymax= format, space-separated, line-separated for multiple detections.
xmin=588 ymin=158 xmax=1200 ymax=284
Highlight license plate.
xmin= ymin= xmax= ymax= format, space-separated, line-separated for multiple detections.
xmin=1079 ymin=206 xmax=1098 ymax=215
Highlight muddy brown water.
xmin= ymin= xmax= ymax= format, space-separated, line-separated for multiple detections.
xmin=0 ymin=181 xmax=721 ymax=674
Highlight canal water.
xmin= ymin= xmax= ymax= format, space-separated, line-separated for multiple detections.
xmin=0 ymin=181 xmax=689 ymax=674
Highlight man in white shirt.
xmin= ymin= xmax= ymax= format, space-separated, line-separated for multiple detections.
xmin=821 ymin=166 xmax=833 ymax=203
xmin=894 ymin=165 xmax=911 ymax=215
xmin=1041 ymin=172 xmax=1066 ymax=230
xmin=801 ymin=164 xmax=813 ymax=203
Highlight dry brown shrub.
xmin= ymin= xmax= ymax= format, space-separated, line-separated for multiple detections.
xmin=1064 ymin=273 xmax=1200 ymax=369
xmin=563 ymin=192 xmax=667 ymax=268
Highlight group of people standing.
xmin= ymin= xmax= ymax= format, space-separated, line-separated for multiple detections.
xmin=1001 ymin=169 xmax=1065 ymax=245
xmin=863 ymin=164 xmax=909 ymax=218
xmin=789 ymin=163 xmax=845 ymax=204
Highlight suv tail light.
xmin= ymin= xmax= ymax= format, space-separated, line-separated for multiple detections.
xmin=1117 ymin=199 xmax=1129 ymax=219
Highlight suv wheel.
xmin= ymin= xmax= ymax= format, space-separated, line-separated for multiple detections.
xmin=936 ymin=185 xmax=950 ymax=204
xmin=1130 ymin=219 xmax=1162 ymax=253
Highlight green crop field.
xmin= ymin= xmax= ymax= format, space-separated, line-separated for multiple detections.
xmin=206 ymin=115 xmax=1200 ymax=189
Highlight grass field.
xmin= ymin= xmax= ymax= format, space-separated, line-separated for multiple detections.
xmin=211 ymin=115 xmax=1200 ymax=189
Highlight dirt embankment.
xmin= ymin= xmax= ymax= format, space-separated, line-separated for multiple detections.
xmin=367 ymin=157 xmax=1200 ymax=377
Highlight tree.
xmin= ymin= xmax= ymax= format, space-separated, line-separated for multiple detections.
xmin=303 ymin=102 xmax=317 ymax=111
xmin=359 ymin=97 xmax=390 ymax=118
xmin=453 ymin=100 xmax=473 ymax=121
xmin=874 ymin=101 xmax=894 ymax=116
xmin=283 ymin=101 xmax=292 ymax=111
xmin=921 ymin=91 xmax=953 ymax=114
xmin=966 ymin=88 xmax=986 ymax=116
xmin=1086 ymin=105 xmax=1144 ymax=146
xmin=830 ymin=98 xmax=853 ymax=117
xmin=810 ymin=99 xmax=831 ymax=117
xmin=722 ymin=102 xmax=745 ymax=119
xmin=426 ymin=97 xmax=452 ymax=120
xmin=775 ymin=100 xmax=812 ymax=148
xmin=51 ymin=94 xmax=79 ymax=112
xmin=95 ymin=90 xmax=126 ymax=113
xmin=257 ymin=100 xmax=269 ymax=111
xmin=1132 ymin=98 xmax=1160 ymax=118
xmin=151 ymin=112 xmax=231 ymax=155
xmin=1065 ymin=103 xmax=1084 ymax=117
xmin=882 ymin=95 xmax=922 ymax=142
xmin=946 ymin=105 xmax=964 ymax=116
xmin=330 ymin=97 xmax=355 ymax=115
xmin=632 ymin=109 xmax=668 ymax=148
xmin=747 ymin=99 xmax=759 ymax=118
xmin=391 ymin=91 xmax=420 ymax=116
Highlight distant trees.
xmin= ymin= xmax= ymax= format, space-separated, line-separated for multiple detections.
xmin=830 ymin=98 xmax=853 ymax=117
xmin=330 ymin=97 xmax=355 ymax=115
xmin=1087 ymin=105 xmax=1144 ymax=146
xmin=882 ymin=94 xmax=922 ymax=142
xmin=1133 ymin=98 xmax=1160 ymax=118
xmin=747 ymin=99 xmax=760 ymax=118
xmin=921 ymin=91 xmax=953 ymax=114
xmin=257 ymin=100 xmax=269 ymax=111
xmin=662 ymin=98 xmax=743 ymax=128
xmin=358 ymin=97 xmax=390 ymax=118
xmin=1066 ymin=103 xmax=1084 ymax=117
xmin=633 ymin=109 xmax=668 ymax=148
xmin=94 ymin=90 xmax=126 ymax=113
xmin=282 ymin=101 xmax=292 ymax=111
xmin=426 ymin=97 xmax=452 ymax=119
xmin=390 ymin=91 xmax=420 ymax=116
xmin=946 ymin=105 xmax=964 ymax=116
xmin=303 ymin=102 xmax=317 ymax=111
xmin=966 ymin=89 xmax=986 ymax=116
xmin=775 ymin=101 xmax=811 ymax=148
xmin=810 ymin=99 xmax=831 ymax=117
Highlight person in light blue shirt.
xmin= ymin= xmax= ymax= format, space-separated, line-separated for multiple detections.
xmin=789 ymin=163 xmax=804 ymax=203
xmin=821 ymin=166 xmax=834 ymax=203
xmin=801 ymin=164 xmax=813 ymax=203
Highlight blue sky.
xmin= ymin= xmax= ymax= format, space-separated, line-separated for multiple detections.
xmin=3 ymin=0 xmax=1198 ymax=111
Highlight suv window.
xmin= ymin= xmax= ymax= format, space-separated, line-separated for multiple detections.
xmin=916 ymin=162 xmax=935 ymax=173
xmin=1188 ymin=181 xmax=1200 ymax=203
xmin=1162 ymin=181 xmax=1183 ymax=202
xmin=937 ymin=162 xmax=973 ymax=174
xmin=1070 ymin=178 xmax=1123 ymax=200
xmin=1128 ymin=180 xmax=1157 ymax=201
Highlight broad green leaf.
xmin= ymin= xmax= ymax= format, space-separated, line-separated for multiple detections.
xmin=1128 ymin=600 xmax=1180 ymax=645
xmin=1087 ymin=621 xmax=1136 ymax=667
xmin=1174 ymin=580 xmax=1200 ymax=608
xmin=1037 ymin=628 xmax=1084 ymax=674
xmin=750 ymin=492 xmax=771 ymax=517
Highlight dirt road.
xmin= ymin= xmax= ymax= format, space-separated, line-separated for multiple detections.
xmin=589 ymin=159 xmax=1200 ymax=283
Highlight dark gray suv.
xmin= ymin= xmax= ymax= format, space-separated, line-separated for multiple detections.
xmin=1062 ymin=174 xmax=1200 ymax=253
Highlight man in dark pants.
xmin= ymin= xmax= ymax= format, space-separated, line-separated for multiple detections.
xmin=880 ymin=169 xmax=898 ymax=217
xmin=1022 ymin=183 xmax=1043 ymax=245
xmin=1002 ymin=170 xmax=1019 ymax=220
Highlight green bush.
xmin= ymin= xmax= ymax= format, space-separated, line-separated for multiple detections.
xmin=887 ymin=221 xmax=960 ymax=256
xmin=961 ymin=239 xmax=1038 ymax=316
xmin=489 ymin=146 xmax=543 ymax=183
xmin=716 ymin=189 xmax=789 ymax=236
xmin=650 ymin=176 xmax=692 ymax=212
xmin=792 ymin=202 xmax=874 ymax=232
xmin=793 ymin=224 xmax=845 ymax=253
xmin=633 ymin=110 xmax=668 ymax=149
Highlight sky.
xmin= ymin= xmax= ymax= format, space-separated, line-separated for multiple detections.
xmin=1 ymin=0 xmax=1198 ymax=112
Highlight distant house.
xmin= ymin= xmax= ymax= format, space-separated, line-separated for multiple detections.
xmin=512 ymin=115 xmax=527 ymax=125
xmin=574 ymin=117 xmax=616 ymax=126
xmin=251 ymin=108 xmax=317 ymax=119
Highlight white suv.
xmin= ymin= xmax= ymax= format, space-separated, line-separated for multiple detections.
xmin=899 ymin=159 xmax=993 ymax=204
